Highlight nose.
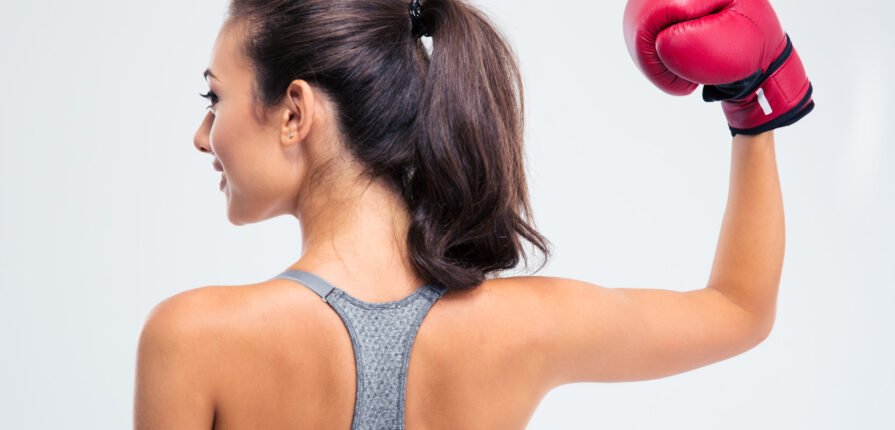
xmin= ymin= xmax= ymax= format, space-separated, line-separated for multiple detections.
xmin=194 ymin=111 xmax=214 ymax=154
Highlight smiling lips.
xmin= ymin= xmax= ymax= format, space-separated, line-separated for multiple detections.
xmin=213 ymin=160 xmax=226 ymax=190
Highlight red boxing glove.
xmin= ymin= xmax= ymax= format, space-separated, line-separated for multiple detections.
xmin=623 ymin=0 xmax=815 ymax=136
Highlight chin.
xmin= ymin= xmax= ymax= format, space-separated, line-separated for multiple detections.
xmin=226 ymin=210 xmax=252 ymax=226
xmin=224 ymin=195 xmax=280 ymax=226
xmin=225 ymin=199 xmax=250 ymax=226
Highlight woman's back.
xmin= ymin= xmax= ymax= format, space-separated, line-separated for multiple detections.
xmin=195 ymin=273 xmax=553 ymax=430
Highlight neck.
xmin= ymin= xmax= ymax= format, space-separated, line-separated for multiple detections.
xmin=288 ymin=175 xmax=426 ymax=302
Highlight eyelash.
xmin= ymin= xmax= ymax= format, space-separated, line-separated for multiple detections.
xmin=199 ymin=90 xmax=219 ymax=109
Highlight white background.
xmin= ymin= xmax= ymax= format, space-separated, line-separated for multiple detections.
xmin=1 ymin=0 xmax=892 ymax=428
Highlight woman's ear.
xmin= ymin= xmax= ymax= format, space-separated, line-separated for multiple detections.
xmin=281 ymin=79 xmax=316 ymax=145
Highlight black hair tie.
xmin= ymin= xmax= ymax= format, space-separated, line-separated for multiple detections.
xmin=408 ymin=0 xmax=431 ymax=38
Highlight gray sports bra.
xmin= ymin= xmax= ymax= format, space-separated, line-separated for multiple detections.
xmin=270 ymin=269 xmax=448 ymax=430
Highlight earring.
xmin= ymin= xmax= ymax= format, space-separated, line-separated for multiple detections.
xmin=288 ymin=132 xmax=294 ymax=139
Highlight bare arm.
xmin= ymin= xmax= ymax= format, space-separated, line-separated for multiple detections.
xmin=706 ymin=130 xmax=783 ymax=333
xmin=519 ymin=130 xmax=785 ymax=386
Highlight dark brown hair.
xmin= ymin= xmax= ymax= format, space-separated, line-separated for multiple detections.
xmin=227 ymin=0 xmax=551 ymax=291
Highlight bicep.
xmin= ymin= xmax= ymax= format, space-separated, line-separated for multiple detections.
xmin=134 ymin=289 xmax=217 ymax=430
xmin=525 ymin=277 xmax=771 ymax=387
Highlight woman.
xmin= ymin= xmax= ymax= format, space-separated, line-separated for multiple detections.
xmin=134 ymin=0 xmax=813 ymax=428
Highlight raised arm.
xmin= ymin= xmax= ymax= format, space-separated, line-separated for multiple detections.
xmin=513 ymin=0 xmax=814 ymax=390
xmin=706 ymin=130 xmax=783 ymax=332
xmin=520 ymin=130 xmax=784 ymax=387
xmin=615 ymin=0 xmax=812 ymax=333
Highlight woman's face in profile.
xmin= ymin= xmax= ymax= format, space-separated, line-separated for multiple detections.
xmin=193 ymin=21 xmax=306 ymax=225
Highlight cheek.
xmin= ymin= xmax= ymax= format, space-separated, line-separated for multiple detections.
xmin=208 ymin=112 xmax=241 ymax=176
xmin=209 ymin=112 xmax=284 ymax=193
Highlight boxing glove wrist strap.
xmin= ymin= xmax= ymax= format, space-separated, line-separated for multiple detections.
xmin=702 ymin=33 xmax=815 ymax=136
xmin=728 ymin=84 xmax=814 ymax=136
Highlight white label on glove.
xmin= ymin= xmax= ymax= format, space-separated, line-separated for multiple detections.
xmin=756 ymin=87 xmax=773 ymax=116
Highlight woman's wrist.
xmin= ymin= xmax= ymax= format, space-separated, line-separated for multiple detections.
xmin=732 ymin=129 xmax=775 ymax=148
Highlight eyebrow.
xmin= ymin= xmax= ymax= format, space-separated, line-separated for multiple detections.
xmin=203 ymin=68 xmax=218 ymax=81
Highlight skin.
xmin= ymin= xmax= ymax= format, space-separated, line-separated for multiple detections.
xmin=134 ymin=18 xmax=783 ymax=430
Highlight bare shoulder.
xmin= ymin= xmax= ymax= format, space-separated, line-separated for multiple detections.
xmin=484 ymin=275 xmax=772 ymax=389
xmin=135 ymin=285 xmax=238 ymax=429
xmin=139 ymin=279 xmax=323 ymax=346
xmin=140 ymin=284 xmax=243 ymax=341
xmin=137 ymin=285 xmax=248 ymax=380
xmin=137 ymin=280 xmax=313 ymax=371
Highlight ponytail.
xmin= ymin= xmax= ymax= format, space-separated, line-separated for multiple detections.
xmin=405 ymin=0 xmax=551 ymax=290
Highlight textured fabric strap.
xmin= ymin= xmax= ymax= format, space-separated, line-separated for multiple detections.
xmin=270 ymin=269 xmax=447 ymax=429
